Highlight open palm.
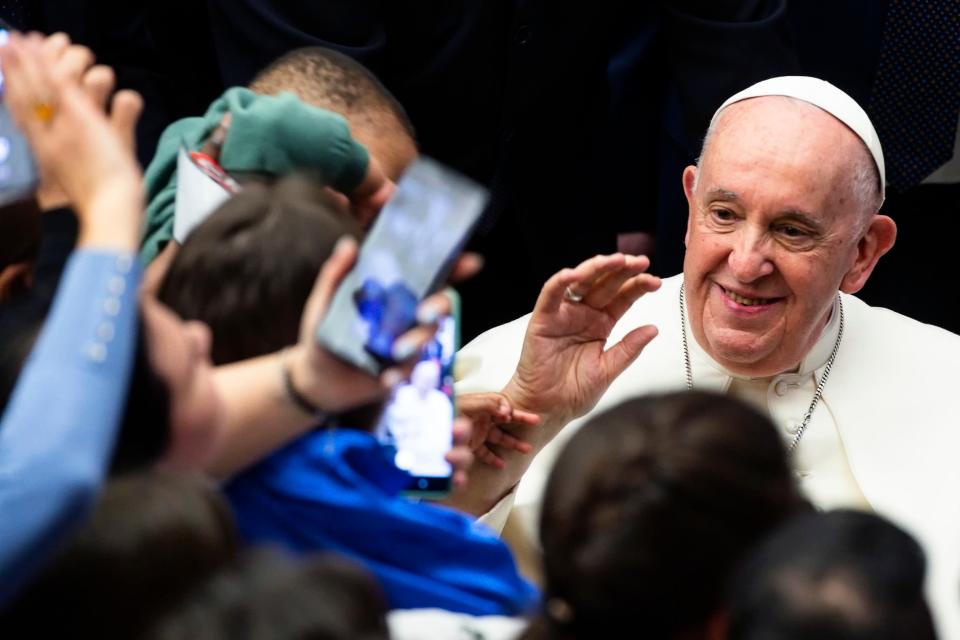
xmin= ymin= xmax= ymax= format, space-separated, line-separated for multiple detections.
xmin=505 ymin=254 xmax=661 ymax=428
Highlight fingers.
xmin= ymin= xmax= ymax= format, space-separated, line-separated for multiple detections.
xmin=390 ymin=323 xmax=440 ymax=361
xmin=452 ymin=416 xmax=472 ymax=447
xmin=475 ymin=444 xmax=506 ymax=470
xmin=485 ymin=425 xmax=533 ymax=454
xmin=39 ymin=31 xmax=69 ymax=61
xmin=447 ymin=418 xmax=474 ymax=490
xmin=509 ymin=409 xmax=541 ymax=426
xmin=582 ymin=255 xmax=650 ymax=309
xmin=600 ymin=323 xmax=658 ymax=380
xmin=415 ymin=290 xmax=452 ymax=324
xmin=458 ymin=392 xmax=511 ymax=422
xmin=55 ymin=43 xmax=94 ymax=85
xmin=81 ymin=64 xmax=115 ymax=112
xmin=605 ymin=272 xmax=662 ymax=320
xmin=108 ymin=89 xmax=144 ymax=155
xmin=536 ymin=254 xmax=626 ymax=315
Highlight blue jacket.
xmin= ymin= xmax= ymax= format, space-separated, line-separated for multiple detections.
xmin=0 ymin=250 xmax=141 ymax=604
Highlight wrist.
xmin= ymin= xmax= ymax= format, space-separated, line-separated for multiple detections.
xmin=502 ymin=378 xmax=567 ymax=446
xmin=75 ymin=182 xmax=144 ymax=252
xmin=279 ymin=348 xmax=330 ymax=422
xmin=286 ymin=344 xmax=335 ymax=413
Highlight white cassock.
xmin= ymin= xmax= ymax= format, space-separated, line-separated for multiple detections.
xmin=457 ymin=274 xmax=960 ymax=639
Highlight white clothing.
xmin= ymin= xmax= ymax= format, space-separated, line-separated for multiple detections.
xmin=457 ymin=274 xmax=960 ymax=639
xmin=389 ymin=609 xmax=527 ymax=640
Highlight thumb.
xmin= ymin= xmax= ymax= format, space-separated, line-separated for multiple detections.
xmin=601 ymin=324 xmax=658 ymax=381
xmin=298 ymin=235 xmax=359 ymax=339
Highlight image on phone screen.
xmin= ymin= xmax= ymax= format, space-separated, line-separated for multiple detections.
xmin=375 ymin=314 xmax=456 ymax=495
xmin=0 ymin=24 xmax=40 ymax=206
xmin=316 ymin=157 xmax=488 ymax=374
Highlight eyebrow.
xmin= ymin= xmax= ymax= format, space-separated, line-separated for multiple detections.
xmin=705 ymin=188 xmax=824 ymax=230
xmin=705 ymin=188 xmax=739 ymax=202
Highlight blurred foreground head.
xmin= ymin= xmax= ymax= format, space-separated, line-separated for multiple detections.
xmin=727 ymin=509 xmax=937 ymax=640
xmin=0 ymin=471 xmax=238 ymax=638
xmin=530 ymin=391 xmax=809 ymax=640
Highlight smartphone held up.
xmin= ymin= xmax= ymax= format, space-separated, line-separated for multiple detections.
xmin=316 ymin=157 xmax=488 ymax=496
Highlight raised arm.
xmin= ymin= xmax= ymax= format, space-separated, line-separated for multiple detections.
xmin=448 ymin=253 xmax=661 ymax=516
xmin=0 ymin=32 xmax=144 ymax=602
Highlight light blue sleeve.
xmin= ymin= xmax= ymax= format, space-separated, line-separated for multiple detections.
xmin=0 ymin=250 xmax=141 ymax=604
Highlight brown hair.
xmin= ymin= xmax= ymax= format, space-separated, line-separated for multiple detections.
xmin=526 ymin=391 xmax=809 ymax=640
xmin=158 ymin=173 xmax=361 ymax=366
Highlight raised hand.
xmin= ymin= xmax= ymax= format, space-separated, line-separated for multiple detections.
xmin=1 ymin=32 xmax=144 ymax=249
xmin=284 ymin=236 xmax=449 ymax=413
xmin=458 ymin=392 xmax=540 ymax=469
xmin=504 ymin=253 xmax=661 ymax=429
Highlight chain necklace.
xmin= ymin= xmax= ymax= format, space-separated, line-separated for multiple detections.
xmin=679 ymin=283 xmax=844 ymax=452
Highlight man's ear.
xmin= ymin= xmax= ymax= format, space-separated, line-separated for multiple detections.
xmin=840 ymin=214 xmax=897 ymax=294
xmin=682 ymin=166 xmax=698 ymax=247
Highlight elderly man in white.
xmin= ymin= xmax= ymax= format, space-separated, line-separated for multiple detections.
xmin=454 ymin=77 xmax=960 ymax=637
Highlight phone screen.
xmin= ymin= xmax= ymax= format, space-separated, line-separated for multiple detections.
xmin=316 ymin=157 xmax=487 ymax=374
xmin=374 ymin=312 xmax=457 ymax=495
xmin=0 ymin=25 xmax=39 ymax=206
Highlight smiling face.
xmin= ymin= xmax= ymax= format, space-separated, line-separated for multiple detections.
xmin=682 ymin=97 xmax=890 ymax=377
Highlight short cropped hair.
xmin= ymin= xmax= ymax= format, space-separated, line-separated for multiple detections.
xmin=727 ymin=509 xmax=936 ymax=640
xmin=250 ymin=47 xmax=415 ymax=142
xmin=158 ymin=173 xmax=361 ymax=366
xmin=526 ymin=391 xmax=809 ymax=639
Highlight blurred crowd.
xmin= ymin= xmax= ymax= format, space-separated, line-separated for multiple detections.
xmin=0 ymin=2 xmax=958 ymax=639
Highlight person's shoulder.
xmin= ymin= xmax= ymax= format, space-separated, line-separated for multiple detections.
xmin=843 ymin=294 xmax=960 ymax=358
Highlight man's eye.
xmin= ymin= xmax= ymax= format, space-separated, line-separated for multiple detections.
xmin=777 ymin=225 xmax=809 ymax=238
xmin=710 ymin=208 xmax=736 ymax=222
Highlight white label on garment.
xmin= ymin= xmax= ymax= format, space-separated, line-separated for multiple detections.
xmin=173 ymin=145 xmax=234 ymax=244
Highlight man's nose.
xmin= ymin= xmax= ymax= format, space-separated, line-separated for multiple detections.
xmin=727 ymin=229 xmax=775 ymax=282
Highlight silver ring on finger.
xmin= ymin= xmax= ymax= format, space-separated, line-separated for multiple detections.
xmin=563 ymin=285 xmax=584 ymax=303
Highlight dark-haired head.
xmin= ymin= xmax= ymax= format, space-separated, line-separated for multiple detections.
xmin=143 ymin=548 xmax=390 ymax=640
xmin=726 ymin=509 xmax=936 ymax=640
xmin=526 ymin=391 xmax=809 ymax=640
xmin=158 ymin=173 xmax=381 ymax=429
xmin=158 ymin=173 xmax=360 ymax=366
xmin=250 ymin=47 xmax=417 ymax=180
xmin=0 ymin=471 xmax=239 ymax=638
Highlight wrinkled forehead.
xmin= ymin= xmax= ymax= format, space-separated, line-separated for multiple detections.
xmin=706 ymin=98 xmax=868 ymax=179
xmin=699 ymin=98 xmax=878 ymax=218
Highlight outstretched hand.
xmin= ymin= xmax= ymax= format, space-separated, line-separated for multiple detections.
xmin=504 ymin=253 xmax=661 ymax=428
xmin=286 ymin=237 xmax=482 ymax=415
